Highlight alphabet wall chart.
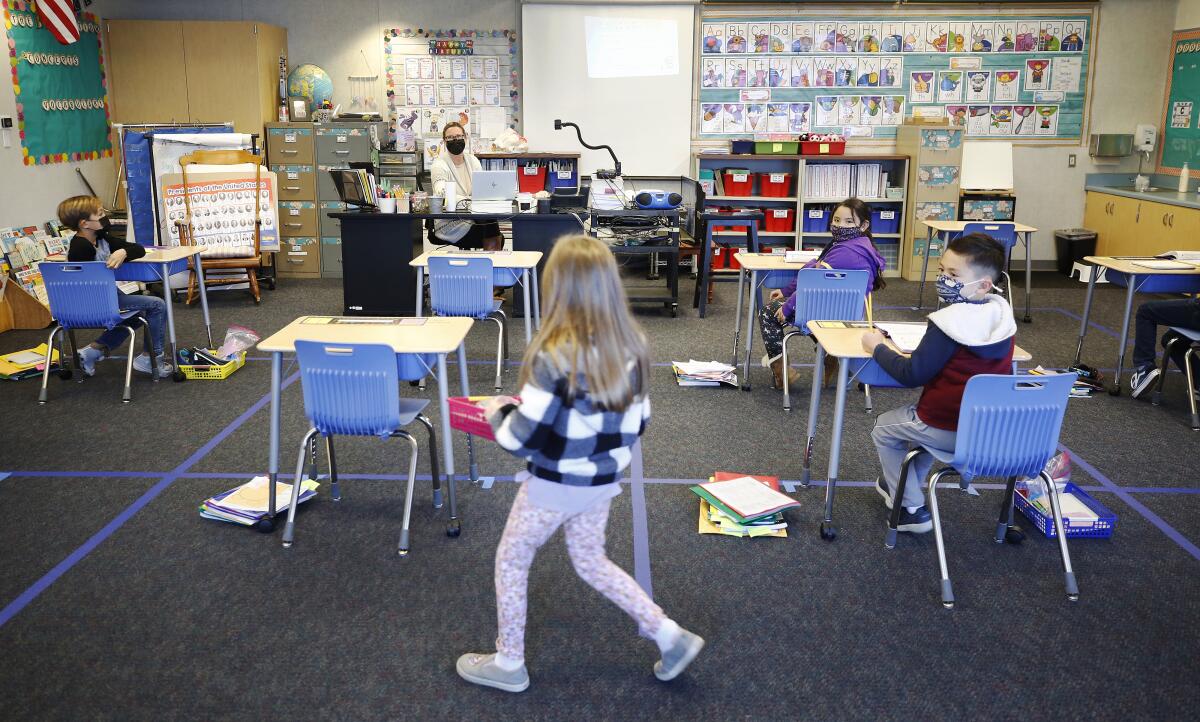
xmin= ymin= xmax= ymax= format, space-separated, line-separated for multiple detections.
xmin=698 ymin=11 xmax=1094 ymax=142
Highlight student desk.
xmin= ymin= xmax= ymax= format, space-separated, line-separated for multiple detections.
xmin=917 ymin=220 xmax=1038 ymax=323
xmin=1072 ymin=256 xmax=1200 ymax=394
xmin=115 ymin=245 xmax=213 ymax=361
xmin=803 ymin=321 xmax=1031 ymax=540
xmin=257 ymin=315 xmax=474 ymax=534
xmin=730 ymin=251 xmax=817 ymax=389
xmin=410 ymin=248 xmax=543 ymax=343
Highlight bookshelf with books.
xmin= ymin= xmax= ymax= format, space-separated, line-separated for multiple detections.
xmin=0 ymin=223 xmax=68 ymax=332
xmin=694 ymin=153 xmax=909 ymax=278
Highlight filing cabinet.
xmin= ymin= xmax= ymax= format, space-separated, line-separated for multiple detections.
xmin=267 ymin=123 xmax=321 ymax=278
xmin=314 ymin=120 xmax=382 ymax=278
xmin=319 ymin=201 xmax=345 ymax=238
xmin=271 ymin=164 xmax=316 ymax=202
xmin=321 ymin=237 xmax=343 ymax=278
xmin=278 ymin=201 xmax=318 ymax=237
xmin=280 ymin=236 xmax=320 ymax=275
xmin=266 ymin=123 xmax=314 ymax=165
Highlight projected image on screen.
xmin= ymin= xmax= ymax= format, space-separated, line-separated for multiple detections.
xmin=584 ymin=16 xmax=679 ymax=79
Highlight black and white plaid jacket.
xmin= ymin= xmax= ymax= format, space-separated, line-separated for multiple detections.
xmin=488 ymin=353 xmax=649 ymax=486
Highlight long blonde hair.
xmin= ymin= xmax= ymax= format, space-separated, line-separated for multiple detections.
xmin=521 ymin=234 xmax=649 ymax=411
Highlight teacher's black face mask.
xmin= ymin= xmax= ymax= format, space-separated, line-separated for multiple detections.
xmin=445 ymin=138 xmax=466 ymax=155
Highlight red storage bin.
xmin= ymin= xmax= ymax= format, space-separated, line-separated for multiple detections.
xmin=517 ymin=165 xmax=548 ymax=193
xmin=800 ymin=140 xmax=846 ymax=155
xmin=722 ymin=170 xmax=754 ymax=196
xmin=449 ymin=396 xmax=521 ymax=440
xmin=709 ymin=244 xmax=743 ymax=270
xmin=759 ymin=172 xmax=793 ymax=197
xmin=764 ymin=208 xmax=795 ymax=233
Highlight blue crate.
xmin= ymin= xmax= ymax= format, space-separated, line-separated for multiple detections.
xmin=548 ymin=167 xmax=578 ymax=192
xmin=802 ymin=207 xmax=829 ymax=232
xmin=1014 ymin=482 xmax=1116 ymax=539
xmin=870 ymin=209 xmax=900 ymax=234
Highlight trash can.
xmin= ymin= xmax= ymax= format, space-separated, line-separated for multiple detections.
xmin=1054 ymin=228 xmax=1097 ymax=276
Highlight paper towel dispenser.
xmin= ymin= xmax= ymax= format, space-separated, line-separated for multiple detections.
xmin=1088 ymin=134 xmax=1133 ymax=158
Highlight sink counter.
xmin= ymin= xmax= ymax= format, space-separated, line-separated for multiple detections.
xmin=1084 ymin=185 xmax=1200 ymax=210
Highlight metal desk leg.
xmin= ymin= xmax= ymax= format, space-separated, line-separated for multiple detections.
xmin=820 ymin=357 xmax=850 ymax=541
xmin=264 ymin=351 xmax=283 ymax=532
xmin=913 ymin=227 xmax=937 ymax=311
xmin=532 ymin=265 xmax=542 ymax=330
xmin=1022 ymin=231 xmax=1033 ymax=323
xmin=186 ymin=259 xmax=214 ymax=349
xmin=1073 ymin=267 xmax=1099 ymax=365
xmin=161 ymin=260 xmax=177 ymax=368
xmin=801 ymin=345 xmax=825 ymax=488
xmin=457 ymin=344 xmax=479 ymax=482
xmin=731 ymin=266 xmax=747 ymax=367
xmin=521 ymin=269 xmax=532 ymax=344
xmin=436 ymin=353 xmax=460 ymax=536
xmin=415 ymin=266 xmax=425 ymax=318
xmin=1110 ymin=279 xmax=1138 ymax=396
xmin=742 ymin=270 xmax=759 ymax=391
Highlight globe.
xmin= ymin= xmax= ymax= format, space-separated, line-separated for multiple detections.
xmin=287 ymin=64 xmax=334 ymax=109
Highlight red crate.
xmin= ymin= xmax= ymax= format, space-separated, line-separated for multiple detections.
xmin=764 ymin=208 xmax=795 ymax=233
xmin=517 ymin=165 xmax=548 ymax=193
xmin=800 ymin=140 xmax=846 ymax=155
xmin=759 ymin=172 xmax=793 ymax=197
xmin=448 ymin=396 xmax=518 ymax=440
xmin=722 ymin=170 xmax=754 ymax=196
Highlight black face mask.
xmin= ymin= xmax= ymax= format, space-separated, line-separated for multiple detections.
xmin=98 ymin=216 xmax=112 ymax=231
xmin=445 ymin=138 xmax=466 ymax=155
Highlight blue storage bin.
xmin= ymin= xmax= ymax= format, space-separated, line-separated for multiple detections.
xmin=493 ymin=267 xmax=521 ymax=288
xmin=1014 ymin=482 xmax=1117 ymax=539
xmin=802 ymin=207 xmax=829 ymax=232
xmin=870 ymin=208 xmax=901 ymax=234
xmin=548 ymin=166 xmax=578 ymax=191
xmin=762 ymin=269 xmax=797 ymax=289
xmin=1105 ymin=271 xmax=1200 ymax=294
xmin=731 ymin=139 xmax=754 ymax=154
xmin=396 ymin=352 xmax=437 ymax=382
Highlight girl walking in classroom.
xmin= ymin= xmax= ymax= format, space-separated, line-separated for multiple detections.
xmin=456 ymin=235 xmax=703 ymax=693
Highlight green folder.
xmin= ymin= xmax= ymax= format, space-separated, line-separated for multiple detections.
xmin=689 ymin=485 xmax=780 ymax=525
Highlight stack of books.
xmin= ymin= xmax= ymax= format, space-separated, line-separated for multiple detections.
xmin=0 ymin=344 xmax=60 ymax=381
xmin=200 ymin=475 xmax=319 ymax=527
xmin=672 ymin=359 xmax=737 ymax=387
xmin=1029 ymin=366 xmax=1102 ymax=398
xmin=693 ymin=471 xmax=799 ymax=538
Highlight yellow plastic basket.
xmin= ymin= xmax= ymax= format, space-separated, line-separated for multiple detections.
xmin=179 ymin=351 xmax=246 ymax=380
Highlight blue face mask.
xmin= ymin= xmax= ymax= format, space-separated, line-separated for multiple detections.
xmin=935 ymin=274 xmax=983 ymax=304
xmin=830 ymin=225 xmax=862 ymax=243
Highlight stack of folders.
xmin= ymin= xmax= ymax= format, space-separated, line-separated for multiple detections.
xmin=1029 ymin=366 xmax=1101 ymax=398
xmin=672 ymin=359 xmax=737 ymax=387
xmin=0 ymin=343 xmax=60 ymax=381
xmin=200 ymin=475 xmax=319 ymax=526
xmin=693 ymin=472 xmax=799 ymax=538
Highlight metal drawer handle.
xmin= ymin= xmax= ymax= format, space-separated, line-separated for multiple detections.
xmin=285 ymin=223 xmax=303 ymax=228
xmin=334 ymin=150 xmax=350 ymax=155
xmin=284 ymin=185 xmax=301 ymax=191
xmin=287 ymin=258 xmax=305 ymax=264
xmin=282 ymin=149 xmax=297 ymax=154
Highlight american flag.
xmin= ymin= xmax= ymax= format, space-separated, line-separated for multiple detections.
xmin=36 ymin=0 xmax=81 ymax=46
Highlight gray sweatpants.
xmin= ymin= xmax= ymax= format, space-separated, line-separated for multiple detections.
xmin=872 ymin=404 xmax=957 ymax=509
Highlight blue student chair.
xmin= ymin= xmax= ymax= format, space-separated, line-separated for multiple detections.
xmin=780 ymin=268 xmax=870 ymax=412
xmin=38 ymin=262 xmax=156 ymax=404
xmin=884 ymin=372 xmax=1079 ymax=609
xmin=1152 ymin=326 xmax=1200 ymax=430
xmin=694 ymin=211 xmax=763 ymax=318
xmin=428 ymin=256 xmax=508 ymax=391
xmin=283 ymin=340 xmax=451 ymax=553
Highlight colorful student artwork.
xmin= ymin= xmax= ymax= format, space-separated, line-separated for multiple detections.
xmin=789 ymin=102 xmax=812 ymax=133
xmin=695 ymin=13 xmax=1091 ymax=139
xmin=919 ymin=165 xmax=960 ymax=187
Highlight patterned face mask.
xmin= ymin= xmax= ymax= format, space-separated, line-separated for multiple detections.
xmin=935 ymin=274 xmax=983 ymax=304
xmin=830 ymin=225 xmax=861 ymax=243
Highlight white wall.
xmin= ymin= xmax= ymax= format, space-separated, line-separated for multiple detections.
xmin=1178 ymin=0 xmax=1200 ymax=28
xmin=0 ymin=0 xmax=1181 ymax=265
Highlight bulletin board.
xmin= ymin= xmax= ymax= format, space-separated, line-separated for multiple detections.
xmin=696 ymin=8 xmax=1096 ymax=143
xmin=384 ymin=28 xmax=519 ymax=166
xmin=1157 ymin=27 xmax=1200 ymax=174
xmin=3 ymin=1 xmax=112 ymax=165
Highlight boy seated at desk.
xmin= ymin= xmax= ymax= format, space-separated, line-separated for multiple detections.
xmin=1128 ymin=297 xmax=1200 ymax=398
xmin=860 ymin=233 xmax=1016 ymax=533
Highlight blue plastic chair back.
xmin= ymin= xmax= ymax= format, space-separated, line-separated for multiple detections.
xmin=963 ymin=222 xmax=1018 ymax=263
xmin=1104 ymin=270 xmax=1200 ymax=295
xmin=428 ymin=256 xmax=495 ymax=319
xmin=294 ymin=341 xmax=402 ymax=438
xmin=40 ymin=262 xmax=125 ymax=330
xmin=793 ymin=268 xmax=870 ymax=333
xmin=951 ymin=373 xmax=1076 ymax=482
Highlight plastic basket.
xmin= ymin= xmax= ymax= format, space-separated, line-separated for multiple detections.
xmin=1014 ymin=482 xmax=1117 ymax=539
xmin=547 ymin=167 xmax=578 ymax=192
xmin=449 ymin=396 xmax=519 ymax=440
xmin=765 ymin=208 xmax=795 ymax=232
xmin=871 ymin=209 xmax=900 ymax=234
xmin=759 ymin=172 xmax=793 ymax=197
xmin=179 ymin=350 xmax=246 ymax=380
xmin=730 ymin=140 xmax=755 ymax=155
xmin=800 ymin=140 xmax=846 ymax=155
xmin=723 ymin=170 xmax=754 ymax=196
xmin=517 ymin=165 xmax=548 ymax=193
xmin=802 ymin=207 xmax=829 ymax=232
xmin=754 ymin=141 xmax=799 ymax=155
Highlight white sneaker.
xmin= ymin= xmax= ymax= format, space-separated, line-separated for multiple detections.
xmin=133 ymin=353 xmax=174 ymax=378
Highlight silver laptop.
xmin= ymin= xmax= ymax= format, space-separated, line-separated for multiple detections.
xmin=471 ymin=170 xmax=518 ymax=201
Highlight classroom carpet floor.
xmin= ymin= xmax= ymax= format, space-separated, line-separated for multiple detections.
xmin=0 ymin=264 xmax=1197 ymax=720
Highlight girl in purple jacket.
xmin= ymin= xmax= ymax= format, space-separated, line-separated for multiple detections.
xmin=760 ymin=197 xmax=887 ymax=389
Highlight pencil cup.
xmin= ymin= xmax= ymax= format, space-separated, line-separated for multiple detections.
xmin=377 ymin=197 xmax=396 ymax=214
xmin=429 ymin=196 xmax=444 ymax=213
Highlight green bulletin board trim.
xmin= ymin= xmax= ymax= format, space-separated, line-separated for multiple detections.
xmin=696 ymin=9 xmax=1095 ymax=144
xmin=3 ymin=0 xmax=112 ymax=165
xmin=1157 ymin=27 xmax=1200 ymax=175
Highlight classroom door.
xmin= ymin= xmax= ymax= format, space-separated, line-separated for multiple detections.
xmin=1083 ymin=191 xmax=1112 ymax=253
xmin=1101 ymin=196 xmax=1141 ymax=256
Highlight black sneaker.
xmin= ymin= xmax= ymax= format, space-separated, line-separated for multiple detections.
xmin=876 ymin=477 xmax=894 ymax=510
xmin=1129 ymin=365 xmax=1160 ymax=399
xmin=897 ymin=506 xmax=933 ymax=534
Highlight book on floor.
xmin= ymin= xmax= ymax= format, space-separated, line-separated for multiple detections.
xmin=690 ymin=472 xmax=799 ymax=525
xmin=200 ymin=475 xmax=319 ymax=526
xmin=672 ymin=359 xmax=737 ymax=387
xmin=698 ymin=499 xmax=787 ymax=538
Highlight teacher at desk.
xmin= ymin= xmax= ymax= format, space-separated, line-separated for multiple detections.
xmin=429 ymin=121 xmax=505 ymax=251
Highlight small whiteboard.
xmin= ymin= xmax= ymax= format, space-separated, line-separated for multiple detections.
xmin=961 ymin=142 xmax=1014 ymax=191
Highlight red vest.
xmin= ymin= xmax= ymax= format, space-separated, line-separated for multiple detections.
xmin=916 ymin=340 xmax=1015 ymax=431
